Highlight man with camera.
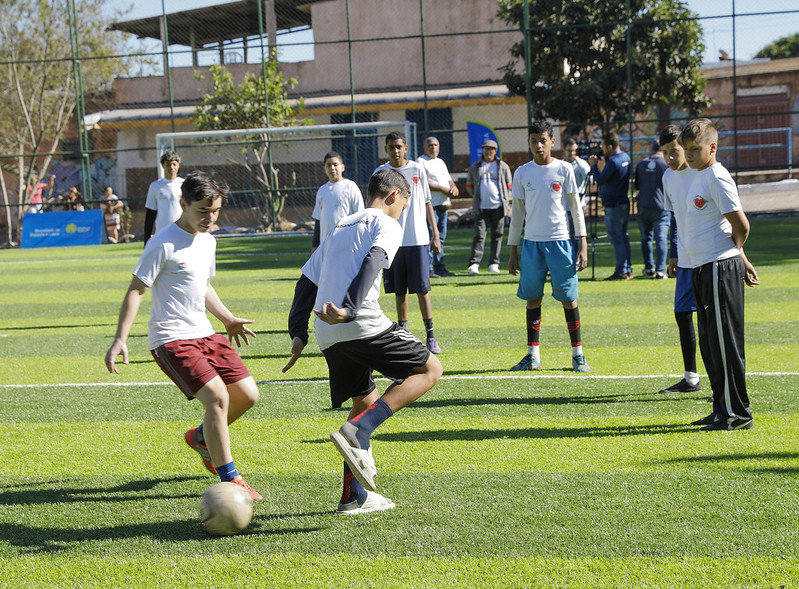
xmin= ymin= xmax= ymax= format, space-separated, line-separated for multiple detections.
xmin=589 ymin=132 xmax=632 ymax=280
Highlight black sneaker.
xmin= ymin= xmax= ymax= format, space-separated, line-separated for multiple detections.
xmin=701 ymin=417 xmax=753 ymax=431
xmin=436 ymin=268 xmax=455 ymax=277
xmin=658 ymin=379 xmax=701 ymax=394
xmin=605 ymin=271 xmax=630 ymax=281
xmin=690 ymin=413 xmax=718 ymax=426
xmin=429 ymin=270 xmax=441 ymax=278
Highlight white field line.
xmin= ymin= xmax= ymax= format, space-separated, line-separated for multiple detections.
xmin=0 ymin=371 xmax=796 ymax=389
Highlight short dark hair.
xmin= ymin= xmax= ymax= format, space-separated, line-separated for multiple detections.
xmin=323 ymin=151 xmax=343 ymax=164
xmin=160 ymin=150 xmax=181 ymax=166
xmin=679 ymin=118 xmax=718 ymax=146
xmin=181 ymin=171 xmax=228 ymax=204
xmin=367 ymin=168 xmax=409 ymax=203
xmin=659 ymin=125 xmax=682 ymax=147
xmin=564 ymin=138 xmax=579 ymax=148
xmin=385 ymin=131 xmax=407 ymax=146
xmin=528 ymin=120 xmax=553 ymax=137
xmin=602 ymin=131 xmax=620 ymax=149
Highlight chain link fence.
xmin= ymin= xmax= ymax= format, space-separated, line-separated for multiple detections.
xmin=1 ymin=0 xmax=797 ymax=246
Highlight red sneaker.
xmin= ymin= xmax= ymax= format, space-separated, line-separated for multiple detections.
xmin=231 ymin=475 xmax=262 ymax=501
xmin=184 ymin=427 xmax=217 ymax=475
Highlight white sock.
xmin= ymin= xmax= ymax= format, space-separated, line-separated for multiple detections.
xmin=572 ymin=345 xmax=583 ymax=357
xmin=528 ymin=345 xmax=540 ymax=361
xmin=685 ymin=371 xmax=700 ymax=386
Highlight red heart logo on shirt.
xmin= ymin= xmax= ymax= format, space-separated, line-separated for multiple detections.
xmin=693 ymin=197 xmax=706 ymax=209
xmin=552 ymin=182 xmax=561 ymax=192
xmin=413 ymin=176 xmax=419 ymax=184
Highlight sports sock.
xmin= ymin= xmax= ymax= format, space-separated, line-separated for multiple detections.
xmin=341 ymin=462 xmax=368 ymax=505
xmin=349 ymin=397 xmax=394 ymax=450
xmin=423 ymin=318 xmax=434 ymax=339
xmin=685 ymin=371 xmax=700 ymax=386
xmin=564 ymin=306 xmax=582 ymax=353
xmin=216 ymin=461 xmax=239 ymax=482
xmin=196 ymin=423 xmax=205 ymax=445
xmin=398 ymin=320 xmax=408 ymax=330
xmin=526 ymin=307 xmax=541 ymax=349
xmin=675 ymin=311 xmax=697 ymax=373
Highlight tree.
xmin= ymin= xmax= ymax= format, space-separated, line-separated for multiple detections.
xmin=497 ymin=0 xmax=710 ymax=136
xmin=191 ymin=52 xmax=306 ymax=231
xmin=0 ymin=0 xmax=129 ymax=245
xmin=755 ymin=33 xmax=799 ymax=59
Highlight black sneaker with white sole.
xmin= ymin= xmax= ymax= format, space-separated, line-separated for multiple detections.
xmin=700 ymin=417 xmax=753 ymax=431
xmin=690 ymin=413 xmax=718 ymax=426
xmin=658 ymin=379 xmax=701 ymax=394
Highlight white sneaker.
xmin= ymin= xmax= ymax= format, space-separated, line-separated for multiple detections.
xmin=336 ymin=490 xmax=395 ymax=515
xmin=468 ymin=263 xmax=480 ymax=275
xmin=330 ymin=430 xmax=377 ymax=492
xmin=488 ymin=264 xmax=501 ymax=274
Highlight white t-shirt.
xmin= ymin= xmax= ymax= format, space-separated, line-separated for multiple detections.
xmin=374 ymin=160 xmax=431 ymax=247
xmin=417 ymin=155 xmax=453 ymax=208
xmin=662 ymin=166 xmax=698 ymax=268
xmin=133 ymin=223 xmax=216 ymax=349
xmin=302 ymin=209 xmax=402 ymax=349
xmin=570 ymin=157 xmax=592 ymax=198
xmin=508 ymin=158 xmax=579 ymax=244
xmin=312 ymin=179 xmax=364 ymax=244
xmin=682 ymin=163 xmax=742 ymax=268
xmin=145 ymin=177 xmax=184 ymax=236
xmin=477 ymin=160 xmax=503 ymax=209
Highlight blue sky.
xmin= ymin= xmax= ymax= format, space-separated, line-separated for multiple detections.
xmin=117 ymin=0 xmax=798 ymax=64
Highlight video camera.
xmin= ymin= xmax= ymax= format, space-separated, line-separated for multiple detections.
xmin=577 ymin=140 xmax=603 ymax=159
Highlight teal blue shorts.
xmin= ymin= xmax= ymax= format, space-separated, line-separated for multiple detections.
xmin=517 ymin=239 xmax=579 ymax=303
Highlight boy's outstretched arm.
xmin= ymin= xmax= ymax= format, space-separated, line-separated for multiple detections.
xmin=284 ymin=274 xmax=318 ymax=372
xmin=205 ymin=282 xmax=256 ymax=347
xmin=105 ymin=276 xmax=148 ymax=373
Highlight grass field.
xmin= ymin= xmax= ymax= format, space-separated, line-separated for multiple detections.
xmin=0 ymin=218 xmax=797 ymax=588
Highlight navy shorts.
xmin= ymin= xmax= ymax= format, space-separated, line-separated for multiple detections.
xmin=383 ymin=245 xmax=430 ymax=295
xmin=674 ymin=266 xmax=696 ymax=313
xmin=322 ymin=324 xmax=430 ymax=408
xmin=516 ymin=239 xmax=579 ymax=302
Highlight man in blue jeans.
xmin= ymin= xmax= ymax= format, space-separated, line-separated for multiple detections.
xmin=589 ymin=132 xmax=632 ymax=280
xmin=634 ymin=141 xmax=669 ymax=279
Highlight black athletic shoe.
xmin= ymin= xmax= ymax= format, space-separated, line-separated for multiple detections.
xmin=658 ymin=379 xmax=701 ymax=394
xmin=436 ymin=268 xmax=455 ymax=277
xmin=690 ymin=413 xmax=718 ymax=426
xmin=605 ymin=271 xmax=631 ymax=281
xmin=701 ymin=417 xmax=753 ymax=431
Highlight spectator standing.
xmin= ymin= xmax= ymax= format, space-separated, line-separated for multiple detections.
xmin=144 ymin=150 xmax=184 ymax=245
xmin=466 ymin=139 xmax=513 ymax=275
xmin=28 ymin=173 xmax=56 ymax=214
xmin=589 ymin=132 xmax=632 ymax=280
xmin=103 ymin=186 xmax=125 ymax=243
xmin=634 ymin=141 xmax=669 ymax=279
xmin=417 ymin=136 xmax=459 ymax=277
xmin=311 ymin=151 xmax=364 ymax=252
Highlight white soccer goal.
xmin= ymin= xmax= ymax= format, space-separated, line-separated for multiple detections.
xmin=155 ymin=120 xmax=417 ymax=234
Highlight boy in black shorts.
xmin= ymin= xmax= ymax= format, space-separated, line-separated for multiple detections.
xmin=284 ymin=168 xmax=443 ymax=514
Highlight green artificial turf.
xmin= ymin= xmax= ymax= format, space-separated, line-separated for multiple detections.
xmin=0 ymin=218 xmax=797 ymax=587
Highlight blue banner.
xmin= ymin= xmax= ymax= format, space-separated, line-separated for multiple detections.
xmin=21 ymin=210 xmax=105 ymax=249
xmin=467 ymin=121 xmax=501 ymax=164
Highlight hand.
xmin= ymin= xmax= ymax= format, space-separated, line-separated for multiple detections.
xmin=430 ymin=233 xmax=442 ymax=255
xmin=105 ymin=339 xmax=128 ymax=374
xmin=282 ymin=336 xmax=306 ymax=373
xmin=314 ymin=302 xmax=348 ymax=325
xmin=449 ymin=185 xmax=459 ymax=198
xmin=225 ymin=317 xmax=256 ymax=347
xmin=668 ymin=258 xmax=678 ymax=278
xmin=742 ymin=254 xmax=759 ymax=287
xmin=575 ymin=250 xmax=588 ymax=272
xmin=588 ymin=155 xmax=598 ymax=166
xmin=508 ymin=253 xmax=520 ymax=276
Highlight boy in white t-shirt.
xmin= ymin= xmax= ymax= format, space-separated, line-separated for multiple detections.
xmin=507 ymin=120 xmax=590 ymax=373
xmin=284 ymin=168 xmax=442 ymax=515
xmin=144 ymin=150 xmax=184 ymax=245
xmin=374 ymin=131 xmax=443 ymax=354
xmin=657 ymin=125 xmax=701 ymax=395
xmin=105 ymin=171 xmax=262 ymax=500
xmin=103 ymin=186 xmax=124 ymax=243
xmin=679 ymin=118 xmax=759 ymax=431
xmin=311 ymin=151 xmax=364 ymax=251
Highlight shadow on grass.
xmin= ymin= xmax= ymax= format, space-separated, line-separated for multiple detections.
xmin=410 ymin=392 xmax=705 ymax=409
xmin=303 ymin=422 xmax=696 ymax=444
xmin=0 ymin=476 xmax=323 ymax=553
xmin=0 ymin=323 xmax=116 ymax=331
xmin=658 ymin=451 xmax=799 ymax=474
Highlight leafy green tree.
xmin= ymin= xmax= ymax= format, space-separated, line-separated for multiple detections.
xmin=497 ymin=0 xmax=710 ymax=135
xmin=0 ymin=0 xmax=129 ymax=245
xmin=755 ymin=33 xmax=799 ymax=59
xmin=192 ymin=52 xmax=306 ymax=230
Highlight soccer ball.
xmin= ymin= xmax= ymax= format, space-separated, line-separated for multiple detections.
xmin=198 ymin=482 xmax=254 ymax=536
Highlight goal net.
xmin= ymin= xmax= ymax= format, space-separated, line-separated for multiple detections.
xmin=155 ymin=120 xmax=417 ymax=234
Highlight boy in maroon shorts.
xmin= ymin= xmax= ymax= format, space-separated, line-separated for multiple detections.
xmin=104 ymin=171 xmax=262 ymax=499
